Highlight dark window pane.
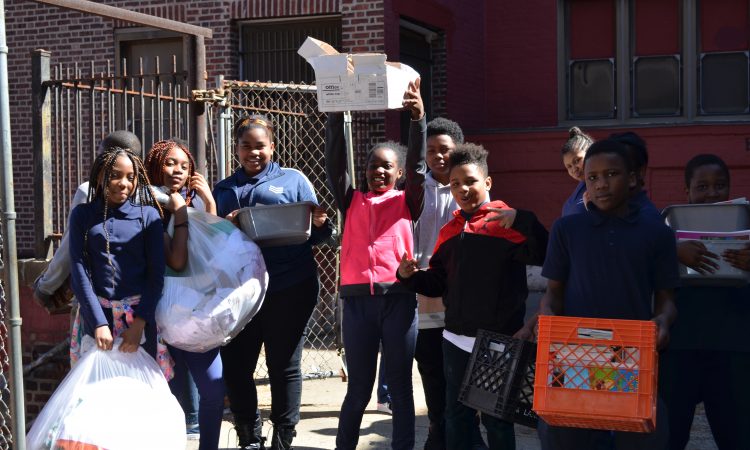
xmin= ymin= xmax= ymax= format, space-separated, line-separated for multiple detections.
xmin=569 ymin=59 xmax=615 ymax=119
xmin=633 ymin=55 xmax=680 ymax=117
xmin=700 ymin=51 xmax=749 ymax=115
xmin=241 ymin=17 xmax=341 ymax=84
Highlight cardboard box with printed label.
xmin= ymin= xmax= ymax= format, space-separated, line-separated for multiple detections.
xmin=297 ymin=36 xmax=420 ymax=112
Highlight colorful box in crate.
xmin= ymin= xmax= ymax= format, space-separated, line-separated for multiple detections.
xmin=458 ymin=330 xmax=538 ymax=428
xmin=533 ymin=316 xmax=657 ymax=432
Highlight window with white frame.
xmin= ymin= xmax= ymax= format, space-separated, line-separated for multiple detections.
xmin=560 ymin=0 xmax=750 ymax=123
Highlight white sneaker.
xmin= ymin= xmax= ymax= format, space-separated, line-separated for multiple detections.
xmin=377 ymin=402 xmax=392 ymax=414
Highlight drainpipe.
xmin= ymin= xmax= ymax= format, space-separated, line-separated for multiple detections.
xmin=0 ymin=1 xmax=27 ymax=448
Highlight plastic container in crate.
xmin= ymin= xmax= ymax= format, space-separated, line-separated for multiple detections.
xmin=459 ymin=330 xmax=538 ymax=428
xmin=662 ymin=203 xmax=750 ymax=232
xmin=237 ymin=201 xmax=314 ymax=247
xmin=533 ymin=316 xmax=657 ymax=432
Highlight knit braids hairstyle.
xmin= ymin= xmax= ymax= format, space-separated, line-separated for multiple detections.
xmin=144 ymin=139 xmax=197 ymax=206
xmin=85 ymin=146 xmax=162 ymax=289
xmin=87 ymin=146 xmax=160 ymax=211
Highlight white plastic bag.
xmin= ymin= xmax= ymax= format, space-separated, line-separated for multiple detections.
xmin=155 ymin=207 xmax=268 ymax=352
xmin=27 ymin=338 xmax=185 ymax=450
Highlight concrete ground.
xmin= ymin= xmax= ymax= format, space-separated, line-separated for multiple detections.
xmin=189 ymin=291 xmax=719 ymax=449
xmin=186 ymin=358 xmax=718 ymax=450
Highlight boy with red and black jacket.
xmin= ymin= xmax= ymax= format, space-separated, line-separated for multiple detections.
xmin=397 ymin=143 xmax=548 ymax=449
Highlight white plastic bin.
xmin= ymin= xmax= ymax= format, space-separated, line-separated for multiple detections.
xmin=662 ymin=203 xmax=750 ymax=232
xmin=237 ymin=201 xmax=314 ymax=247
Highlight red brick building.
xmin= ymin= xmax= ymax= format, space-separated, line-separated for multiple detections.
xmin=8 ymin=0 xmax=750 ymax=251
xmin=6 ymin=0 xmax=750 ymax=418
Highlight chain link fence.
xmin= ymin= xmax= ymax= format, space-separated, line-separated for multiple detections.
xmin=217 ymin=81 xmax=382 ymax=380
xmin=0 ymin=223 xmax=14 ymax=448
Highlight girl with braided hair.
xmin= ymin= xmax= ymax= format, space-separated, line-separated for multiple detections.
xmin=145 ymin=139 xmax=224 ymax=450
xmin=68 ymin=146 xmax=168 ymax=371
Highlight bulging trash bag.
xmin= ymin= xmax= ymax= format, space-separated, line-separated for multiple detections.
xmin=27 ymin=338 xmax=185 ymax=450
xmin=155 ymin=207 xmax=268 ymax=352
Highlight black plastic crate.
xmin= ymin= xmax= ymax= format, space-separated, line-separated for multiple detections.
xmin=458 ymin=330 xmax=538 ymax=428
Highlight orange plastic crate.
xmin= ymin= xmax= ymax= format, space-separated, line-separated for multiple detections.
xmin=533 ymin=316 xmax=657 ymax=432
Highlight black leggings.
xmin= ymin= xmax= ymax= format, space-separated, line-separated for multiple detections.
xmin=221 ymin=275 xmax=319 ymax=426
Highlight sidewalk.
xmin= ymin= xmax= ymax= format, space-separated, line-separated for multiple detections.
xmin=203 ymin=362 xmax=541 ymax=450
xmin=188 ymin=290 xmax=718 ymax=449
xmin=189 ymin=361 xmax=717 ymax=450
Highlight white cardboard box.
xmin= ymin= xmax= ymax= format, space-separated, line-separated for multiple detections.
xmin=298 ymin=37 xmax=419 ymax=112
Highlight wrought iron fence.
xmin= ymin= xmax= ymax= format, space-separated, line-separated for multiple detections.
xmin=218 ymin=80 xmax=383 ymax=379
xmin=31 ymin=50 xmax=386 ymax=384
xmin=33 ymin=51 xmax=193 ymax=249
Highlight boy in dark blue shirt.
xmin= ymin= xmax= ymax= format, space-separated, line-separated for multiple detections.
xmin=527 ymin=139 xmax=679 ymax=450
xmin=660 ymin=154 xmax=750 ymax=450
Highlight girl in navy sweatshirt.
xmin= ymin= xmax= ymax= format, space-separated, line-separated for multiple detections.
xmin=69 ymin=146 xmax=167 ymax=370
xmin=214 ymin=115 xmax=333 ymax=450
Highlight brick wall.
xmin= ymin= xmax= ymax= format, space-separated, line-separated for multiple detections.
xmin=7 ymin=0 xmax=389 ymax=421
xmin=18 ymin=286 xmax=70 ymax=423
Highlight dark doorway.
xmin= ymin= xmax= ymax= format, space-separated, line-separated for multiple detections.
xmin=400 ymin=22 xmax=435 ymax=143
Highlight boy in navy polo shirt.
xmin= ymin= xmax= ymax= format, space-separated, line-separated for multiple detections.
xmin=397 ymin=143 xmax=548 ymax=449
xmin=660 ymin=154 xmax=750 ymax=450
xmin=530 ymin=139 xmax=679 ymax=450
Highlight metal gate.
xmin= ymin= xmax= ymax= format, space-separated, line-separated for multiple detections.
xmin=214 ymin=80 xmax=383 ymax=379
xmin=32 ymin=50 xmax=194 ymax=253
xmin=30 ymin=50 xmax=385 ymax=383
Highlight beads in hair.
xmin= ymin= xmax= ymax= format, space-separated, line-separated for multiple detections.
xmin=86 ymin=146 xmax=163 ymax=290
xmin=144 ymin=139 xmax=196 ymax=207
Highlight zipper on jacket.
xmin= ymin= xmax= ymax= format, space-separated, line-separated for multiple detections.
xmin=368 ymin=195 xmax=375 ymax=295
xmin=457 ymin=215 xmax=469 ymax=332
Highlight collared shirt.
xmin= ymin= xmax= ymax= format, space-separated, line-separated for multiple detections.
xmin=562 ymin=184 xmax=661 ymax=220
xmin=632 ymin=189 xmax=661 ymax=219
xmin=561 ymin=181 xmax=586 ymax=217
xmin=69 ymin=198 xmax=165 ymax=332
xmin=542 ymin=203 xmax=679 ymax=320
xmin=235 ymin=163 xmax=273 ymax=205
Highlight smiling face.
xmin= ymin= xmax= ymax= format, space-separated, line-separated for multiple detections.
xmin=449 ymin=163 xmax=491 ymax=214
xmin=161 ymin=146 xmax=191 ymax=192
xmin=426 ymin=134 xmax=456 ymax=184
xmin=105 ymin=155 xmax=136 ymax=206
xmin=562 ymin=148 xmax=586 ymax=182
xmin=237 ymin=127 xmax=274 ymax=177
xmin=687 ymin=164 xmax=730 ymax=204
xmin=584 ymin=153 xmax=636 ymax=215
xmin=366 ymin=147 xmax=403 ymax=193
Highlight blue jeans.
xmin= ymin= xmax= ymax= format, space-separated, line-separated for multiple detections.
xmin=443 ymin=338 xmax=515 ymax=450
xmin=377 ymin=352 xmax=391 ymax=404
xmin=336 ymin=293 xmax=418 ymax=450
xmin=168 ymin=346 xmax=225 ymax=450
xmin=171 ymin=362 xmax=199 ymax=426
